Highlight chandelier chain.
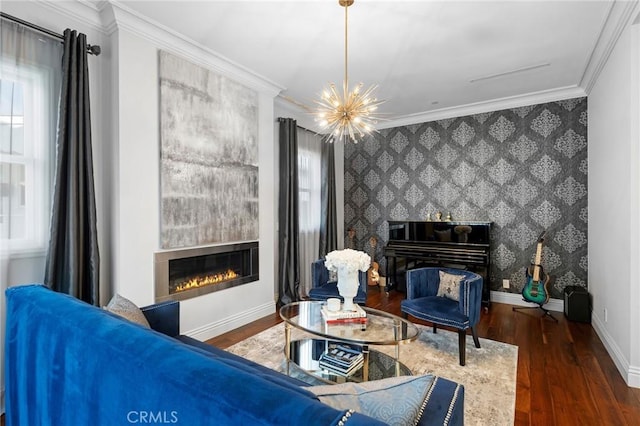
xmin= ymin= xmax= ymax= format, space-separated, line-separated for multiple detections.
xmin=344 ymin=2 xmax=348 ymax=99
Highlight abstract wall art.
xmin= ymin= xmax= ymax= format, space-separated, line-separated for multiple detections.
xmin=159 ymin=51 xmax=259 ymax=249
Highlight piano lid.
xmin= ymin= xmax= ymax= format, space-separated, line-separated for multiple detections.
xmin=388 ymin=221 xmax=492 ymax=246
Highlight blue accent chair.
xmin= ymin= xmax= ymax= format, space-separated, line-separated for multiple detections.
xmin=308 ymin=259 xmax=368 ymax=304
xmin=401 ymin=267 xmax=483 ymax=366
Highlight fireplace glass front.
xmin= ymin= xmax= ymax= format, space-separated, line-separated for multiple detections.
xmin=155 ymin=242 xmax=258 ymax=302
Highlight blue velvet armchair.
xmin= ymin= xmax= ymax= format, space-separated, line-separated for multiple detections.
xmin=308 ymin=259 xmax=368 ymax=304
xmin=401 ymin=267 xmax=483 ymax=366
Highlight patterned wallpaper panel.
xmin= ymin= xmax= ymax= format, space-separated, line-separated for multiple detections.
xmin=344 ymin=97 xmax=588 ymax=299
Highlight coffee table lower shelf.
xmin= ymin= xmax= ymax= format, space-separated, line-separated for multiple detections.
xmin=285 ymin=338 xmax=412 ymax=385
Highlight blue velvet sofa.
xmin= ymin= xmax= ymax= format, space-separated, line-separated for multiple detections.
xmin=5 ymin=285 xmax=464 ymax=425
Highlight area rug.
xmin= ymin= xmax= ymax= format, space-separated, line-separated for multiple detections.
xmin=226 ymin=323 xmax=518 ymax=425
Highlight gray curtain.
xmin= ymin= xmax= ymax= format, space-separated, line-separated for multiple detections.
xmin=277 ymin=118 xmax=300 ymax=305
xmin=45 ymin=29 xmax=100 ymax=306
xmin=319 ymin=141 xmax=337 ymax=257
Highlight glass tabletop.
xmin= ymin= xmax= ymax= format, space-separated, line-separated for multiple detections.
xmin=279 ymin=301 xmax=419 ymax=346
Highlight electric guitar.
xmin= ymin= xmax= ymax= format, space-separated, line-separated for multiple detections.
xmin=522 ymin=231 xmax=550 ymax=305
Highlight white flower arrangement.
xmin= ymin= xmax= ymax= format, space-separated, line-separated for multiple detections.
xmin=324 ymin=249 xmax=371 ymax=273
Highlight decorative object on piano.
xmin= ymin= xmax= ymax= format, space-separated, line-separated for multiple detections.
xmin=325 ymin=249 xmax=371 ymax=311
xmin=435 ymin=212 xmax=442 ymax=221
xmin=426 ymin=213 xmax=432 ymax=221
xmin=454 ymin=225 xmax=472 ymax=243
xmin=512 ymin=231 xmax=557 ymax=322
xmin=367 ymin=236 xmax=380 ymax=287
xmin=445 ymin=212 xmax=452 ymax=221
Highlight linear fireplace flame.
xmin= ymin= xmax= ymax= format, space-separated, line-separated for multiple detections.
xmin=155 ymin=242 xmax=259 ymax=302
xmin=174 ymin=269 xmax=239 ymax=294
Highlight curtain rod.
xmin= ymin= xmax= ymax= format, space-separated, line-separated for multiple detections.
xmin=0 ymin=12 xmax=101 ymax=56
xmin=277 ymin=118 xmax=322 ymax=137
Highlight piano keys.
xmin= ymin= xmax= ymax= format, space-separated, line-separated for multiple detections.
xmin=383 ymin=220 xmax=492 ymax=309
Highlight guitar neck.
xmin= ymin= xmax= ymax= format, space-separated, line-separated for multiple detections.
xmin=533 ymin=242 xmax=543 ymax=281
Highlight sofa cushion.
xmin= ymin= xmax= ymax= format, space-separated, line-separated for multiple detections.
xmin=437 ymin=270 xmax=464 ymax=302
xmin=104 ymin=293 xmax=150 ymax=328
xmin=307 ymin=375 xmax=435 ymax=426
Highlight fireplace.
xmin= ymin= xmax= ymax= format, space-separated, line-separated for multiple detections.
xmin=154 ymin=242 xmax=259 ymax=302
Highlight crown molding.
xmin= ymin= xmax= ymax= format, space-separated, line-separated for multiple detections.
xmin=35 ymin=0 xmax=105 ymax=34
xmin=379 ymin=85 xmax=587 ymax=129
xmin=107 ymin=1 xmax=283 ymax=97
xmin=276 ymin=84 xmax=587 ymax=134
xmin=581 ymin=0 xmax=640 ymax=94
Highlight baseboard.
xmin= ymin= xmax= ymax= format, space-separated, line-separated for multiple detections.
xmin=592 ymin=313 xmax=640 ymax=388
xmin=184 ymin=301 xmax=276 ymax=342
xmin=490 ymin=290 xmax=564 ymax=312
xmin=628 ymin=365 xmax=640 ymax=388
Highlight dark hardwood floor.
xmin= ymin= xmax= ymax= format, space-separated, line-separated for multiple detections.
xmin=207 ymin=285 xmax=640 ymax=426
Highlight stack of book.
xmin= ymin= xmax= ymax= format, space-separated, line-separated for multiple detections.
xmin=320 ymin=304 xmax=367 ymax=324
xmin=318 ymin=344 xmax=364 ymax=377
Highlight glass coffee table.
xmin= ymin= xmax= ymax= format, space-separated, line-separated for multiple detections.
xmin=279 ymin=301 xmax=419 ymax=384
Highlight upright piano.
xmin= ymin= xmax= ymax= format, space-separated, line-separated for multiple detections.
xmin=383 ymin=220 xmax=493 ymax=309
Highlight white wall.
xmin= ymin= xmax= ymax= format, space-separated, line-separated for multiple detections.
xmin=107 ymin=3 xmax=281 ymax=339
xmin=588 ymin=14 xmax=640 ymax=387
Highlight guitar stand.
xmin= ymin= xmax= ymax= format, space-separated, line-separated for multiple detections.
xmin=512 ymin=304 xmax=559 ymax=322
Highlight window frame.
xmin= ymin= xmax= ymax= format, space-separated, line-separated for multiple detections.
xmin=1 ymin=63 xmax=54 ymax=255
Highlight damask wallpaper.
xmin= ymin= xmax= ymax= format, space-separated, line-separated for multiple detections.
xmin=344 ymin=97 xmax=588 ymax=299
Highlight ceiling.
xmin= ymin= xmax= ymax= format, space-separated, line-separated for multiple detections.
xmin=117 ymin=0 xmax=614 ymax=127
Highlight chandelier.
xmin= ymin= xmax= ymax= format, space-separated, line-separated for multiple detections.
xmin=315 ymin=0 xmax=384 ymax=143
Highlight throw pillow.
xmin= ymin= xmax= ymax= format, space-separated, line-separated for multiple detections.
xmin=437 ymin=271 xmax=464 ymax=302
xmin=104 ymin=294 xmax=151 ymax=328
xmin=307 ymin=375 xmax=435 ymax=426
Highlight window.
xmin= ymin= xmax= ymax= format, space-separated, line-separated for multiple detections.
xmin=297 ymin=129 xmax=322 ymax=235
xmin=0 ymin=22 xmax=62 ymax=253
xmin=297 ymin=128 xmax=322 ymax=294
